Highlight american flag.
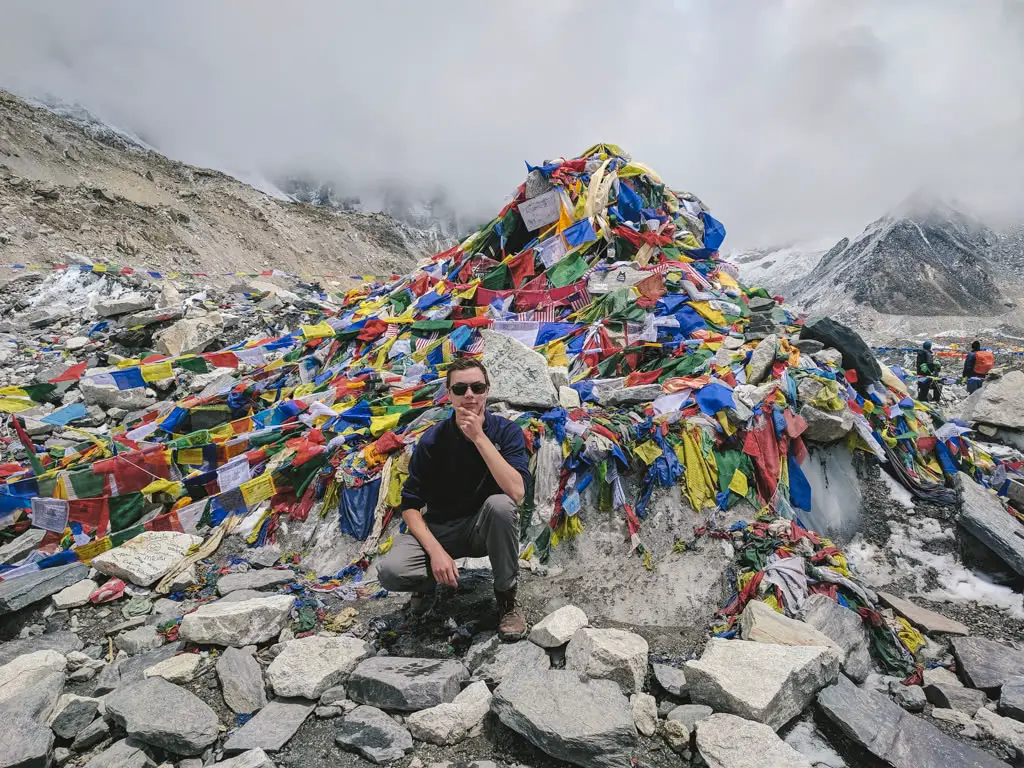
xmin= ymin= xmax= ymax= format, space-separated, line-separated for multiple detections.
xmin=466 ymin=333 xmax=485 ymax=354
xmin=569 ymin=287 xmax=592 ymax=312
xmin=385 ymin=322 xmax=401 ymax=339
xmin=414 ymin=331 xmax=440 ymax=352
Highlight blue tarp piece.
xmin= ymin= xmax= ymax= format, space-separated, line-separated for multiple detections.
xmin=695 ymin=382 xmax=735 ymax=416
xmin=339 ymin=477 xmax=381 ymax=540
xmin=40 ymin=403 xmax=89 ymax=426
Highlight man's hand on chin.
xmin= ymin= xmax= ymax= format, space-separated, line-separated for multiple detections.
xmin=455 ymin=403 xmax=486 ymax=444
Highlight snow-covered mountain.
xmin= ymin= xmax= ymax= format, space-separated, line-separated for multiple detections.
xmin=726 ymin=237 xmax=836 ymax=295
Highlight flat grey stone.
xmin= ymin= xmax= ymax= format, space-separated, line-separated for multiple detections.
xmin=600 ymin=384 xmax=664 ymax=406
xmin=889 ymin=682 xmax=927 ymax=712
xmin=51 ymin=698 xmax=99 ymax=740
xmin=335 ymin=705 xmax=413 ymax=764
xmin=959 ymin=473 xmax=1024 ymax=577
xmin=82 ymin=738 xmax=155 ymax=768
xmin=651 ymin=663 xmax=688 ymax=698
xmin=0 ymin=650 xmax=66 ymax=723
xmin=0 ymin=630 xmax=83 ymax=667
xmin=223 ymin=698 xmax=313 ymax=753
xmin=798 ymin=593 xmax=873 ymax=683
xmin=685 ymin=638 xmax=840 ymax=730
xmin=465 ymin=634 xmax=549 ymax=685
xmin=924 ymin=680 xmax=988 ymax=715
xmin=320 ymin=685 xmax=348 ymax=706
xmin=952 ymin=636 xmax=1024 ymax=694
xmin=70 ymin=717 xmax=110 ymax=751
xmin=217 ymin=646 xmax=266 ymax=714
xmin=215 ymin=589 xmax=268 ymax=603
xmin=104 ymin=678 xmax=219 ymax=756
xmin=0 ymin=563 xmax=89 ymax=614
xmin=0 ymin=711 xmax=53 ymax=768
xmin=491 ymin=669 xmax=637 ymax=768
xmin=667 ymin=704 xmax=713 ymax=731
xmin=877 ymin=592 xmax=969 ymax=635
xmin=0 ymin=529 xmax=45 ymax=566
xmin=96 ymin=642 xmax=186 ymax=693
xmin=178 ymin=594 xmax=294 ymax=646
xmin=216 ymin=568 xmax=295 ymax=595
xmin=266 ymin=634 xmax=372 ymax=698
xmin=817 ymin=675 xmax=1008 ymax=768
xmin=347 ymin=657 xmax=469 ymax=712
xmin=114 ymin=625 xmax=164 ymax=655
xmin=215 ymin=749 xmax=276 ymax=768
xmin=695 ymin=712 xmax=812 ymax=768
xmin=999 ymin=676 xmax=1024 ymax=721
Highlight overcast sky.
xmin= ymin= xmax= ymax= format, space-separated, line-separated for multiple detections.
xmin=1 ymin=0 xmax=1022 ymax=248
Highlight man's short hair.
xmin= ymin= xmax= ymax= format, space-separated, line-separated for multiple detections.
xmin=972 ymin=340 xmax=981 ymax=351
xmin=446 ymin=357 xmax=490 ymax=388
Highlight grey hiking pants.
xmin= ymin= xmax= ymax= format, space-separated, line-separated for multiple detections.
xmin=376 ymin=494 xmax=519 ymax=593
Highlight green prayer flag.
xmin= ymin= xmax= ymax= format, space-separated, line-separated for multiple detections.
xmin=109 ymin=493 xmax=146 ymax=533
xmin=481 ymin=263 xmax=510 ymax=290
xmin=177 ymin=357 xmax=212 ymax=374
xmin=547 ymin=252 xmax=588 ymax=288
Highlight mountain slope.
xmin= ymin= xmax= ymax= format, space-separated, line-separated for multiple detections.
xmin=0 ymin=90 xmax=440 ymax=283
xmin=726 ymin=237 xmax=835 ymax=294
xmin=790 ymin=201 xmax=1008 ymax=317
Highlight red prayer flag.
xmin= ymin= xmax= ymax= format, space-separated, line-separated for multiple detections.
xmin=49 ymin=361 xmax=88 ymax=383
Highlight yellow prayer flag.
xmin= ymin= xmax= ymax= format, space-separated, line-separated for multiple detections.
xmin=0 ymin=386 xmax=28 ymax=397
xmin=141 ymin=361 xmax=174 ymax=382
xmin=301 ymin=321 xmax=335 ymax=340
xmin=240 ymin=472 xmax=276 ymax=506
xmin=0 ymin=397 xmax=35 ymax=413
xmin=74 ymin=537 xmax=112 ymax=563
xmin=117 ymin=358 xmax=141 ymax=368
xmin=544 ymin=341 xmax=568 ymax=368
xmin=177 ymin=448 xmax=204 ymax=465
xmin=393 ymin=394 xmax=413 ymax=406
xmin=92 ymin=264 xmax=107 ymax=273
xmin=141 ymin=478 xmax=183 ymax=497
xmin=370 ymin=412 xmax=401 ymax=436
xmin=633 ymin=441 xmax=663 ymax=465
xmin=728 ymin=470 xmax=749 ymax=497
xmin=293 ymin=383 xmax=317 ymax=399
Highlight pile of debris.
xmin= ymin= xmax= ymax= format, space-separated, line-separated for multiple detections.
xmin=0 ymin=144 xmax=1021 ymax=767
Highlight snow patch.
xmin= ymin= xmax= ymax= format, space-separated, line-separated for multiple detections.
xmin=799 ymin=447 xmax=861 ymax=542
xmin=881 ymin=471 xmax=916 ymax=510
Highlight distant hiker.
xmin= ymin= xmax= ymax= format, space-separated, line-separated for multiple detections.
xmin=376 ymin=358 xmax=530 ymax=640
xmin=916 ymin=341 xmax=941 ymax=402
xmin=962 ymin=340 xmax=993 ymax=394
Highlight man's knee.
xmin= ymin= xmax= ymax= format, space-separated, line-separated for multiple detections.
xmin=481 ymin=494 xmax=517 ymax=526
xmin=376 ymin=554 xmax=401 ymax=591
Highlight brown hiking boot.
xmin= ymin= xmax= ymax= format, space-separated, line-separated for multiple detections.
xmin=496 ymin=588 xmax=527 ymax=641
xmin=408 ymin=592 xmax=433 ymax=616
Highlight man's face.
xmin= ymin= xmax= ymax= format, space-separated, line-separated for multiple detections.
xmin=449 ymin=368 xmax=488 ymax=413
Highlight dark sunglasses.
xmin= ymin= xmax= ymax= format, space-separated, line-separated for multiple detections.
xmin=450 ymin=382 xmax=488 ymax=396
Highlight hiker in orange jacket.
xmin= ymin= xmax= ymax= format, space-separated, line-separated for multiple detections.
xmin=963 ymin=340 xmax=993 ymax=394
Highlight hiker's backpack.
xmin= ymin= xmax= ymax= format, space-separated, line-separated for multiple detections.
xmin=974 ymin=350 xmax=995 ymax=375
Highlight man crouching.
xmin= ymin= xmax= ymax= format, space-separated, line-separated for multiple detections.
xmin=376 ymin=358 xmax=530 ymax=640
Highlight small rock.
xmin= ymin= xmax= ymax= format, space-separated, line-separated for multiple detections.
xmin=320 ymin=685 xmax=348 ymax=706
xmin=667 ymin=704 xmax=714 ymax=731
xmin=0 ymin=562 xmax=89 ymax=614
xmin=143 ymin=652 xmax=201 ymax=683
xmin=565 ymin=627 xmax=648 ymax=695
xmin=335 ymin=705 xmax=413 ymax=764
xmin=0 ymin=649 xmax=67 ymax=722
xmin=651 ymin=663 xmax=688 ymax=698
xmin=215 ymin=749 xmax=276 ymax=768
xmin=924 ymin=679 xmax=988 ymax=715
xmin=876 ymin=592 xmax=969 ymax=636
xmin=631 ymin=693 xmax=658 ymax=737
xmin=406 ymin=680 xmax=492 ymax=746
xmin=974 ymin=707 xmax=1024 ymax=757
xmin=999 ymin=676 xmax=1024 ymax=722
xmin=217 ymin=646 xmax=267 ymax=714
xmin=51 ymin=698 xmax=99 ymax=740
xmin=529 ymin=605 xmax=588 ymax=648
xmin=70 ymin=717 xmax=110 ymax=751
xmin=889 ymin=682 xmax=927 ymax=712
xmin=315 ymin=705 xmax=342 ymax=718
xmin=661 ymin=719 xmax=690 ymax=753
xmin=798 ymin=594 xmax=873 ymax=683
xmin=465 ymin=634 xmax=549 ymax=685
xmin=115 ymin=625 xmax=164 ymax=655
xmin=80 ymin=738 xmax=154 ymax=768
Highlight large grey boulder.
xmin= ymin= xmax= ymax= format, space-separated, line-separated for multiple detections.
xmin=746 ymin=334 xmax=778 ymax=385
xmin=958 ymin=474 xmax=1024 ymax=577
xmin=739 ymin=600 xmax=841 ymax=653
xmin=695 ymin=713 xmax=812 ymax=768
xmin=216 ymin=646 xmax=267 ymax=714
xmin=51 ymin=698 xmax=99 ymax=740
xmin=652 ymin=663 xmax=688 ymax=698
xmin=491 ymin=669 xmax=637 ymax=768
xmin=798 ymin=593 xmax=873 ymax=683
xmin=961 ymin=370 xmax=1024 ymax=430
xmin=0 ymin=563 xmax=89 ymax=614
xmin=952 ymin=636 xmax=1024 ymax=694
xmin=481 ymin=330 xmax=557 ymax=409
xmin=0 ymin=711 xmax=53 ymax=768
xmin=91 ymin=531 xmax=202 ymax=587
xmin=1000 ymin=676 xmax=1024 ymax=721
xmin=104 ymin=678 xmax=220 ymax=756
xmin=684 ymin=638 xmax=839 ymax=731
xmin=0 ymin=650 xmax=66 ymax=723
xmin=0 ymin=529 xmax=45 ymax=565
xmin=216 ymin=568 xmax=295 ymax=595
xmin=178 ymin=594 xmax=295 ymax=646
xmin=154 ymin=316 xmax=224 ymax=357
xmin=80 ymin=378 xmax=155 ymax=410
xmin=817 ymin=675 xmax=1007 ymax=768
xmin=565 ymin=627 xmax=649 ymax=695
xmin=798 ymin=404 xmax=854 ymax=443
xmin=465 ymin=634 xmax=549 ymax=686
xmin=266 ymin=635 xmax=372 ymax=699
xmin=346 ymin=657 xmax=469 ymax=712
xmin=223 ymin=698 xmax=313 ymax=754
xmin=121 ymin=306 xmax=184 ymax=328
xmin=335 ymin=705 xmax=413 ymax=764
